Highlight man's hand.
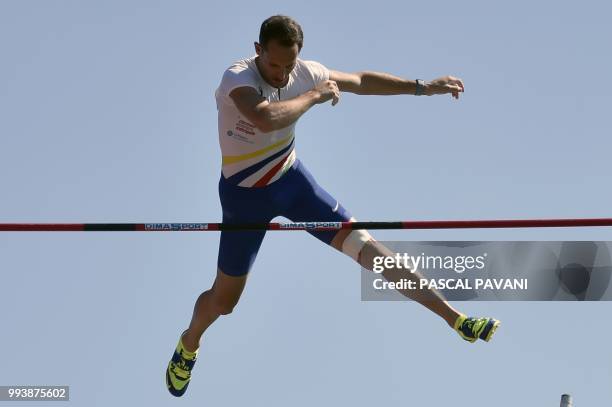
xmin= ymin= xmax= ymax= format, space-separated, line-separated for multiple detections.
xmin=313 ymin=80 xmax=340 ymax=106
xmin=425 ymin=76 xmax=465 ymax=99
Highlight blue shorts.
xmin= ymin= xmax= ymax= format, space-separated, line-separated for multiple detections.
xmin=217 ymin=159 xmax=352 ymax=276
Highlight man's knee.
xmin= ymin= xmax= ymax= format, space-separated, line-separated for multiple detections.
xmin=339 ymin=229 xmax=375 ymax=263
xmin=210 ymin=293 xmax=239 ymax=315
xmin=209 ymin=268 xmax=246 ymax=316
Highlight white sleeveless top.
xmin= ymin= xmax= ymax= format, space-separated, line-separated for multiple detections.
xmin=215 ymin=55 xmax=329 ymax=187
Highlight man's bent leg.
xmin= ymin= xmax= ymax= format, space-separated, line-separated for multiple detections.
xmin=166 ymin=268 xmax=251 ymax=397
xmin=182 ymin=268 xmax=248 ymax=352
xmin=168 ymin=169 xmax=275 ymax=396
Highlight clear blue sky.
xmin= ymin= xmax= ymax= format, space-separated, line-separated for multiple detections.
xmin=1 ymin=1 xmax=611 ymax=406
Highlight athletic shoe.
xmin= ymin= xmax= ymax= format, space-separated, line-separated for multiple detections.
xmin=166 ymin=331 xmax=198 ymax=397
xmin=454 ymin=314 xmax=500 ymax=343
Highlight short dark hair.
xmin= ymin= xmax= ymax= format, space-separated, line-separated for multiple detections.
xmin=259 ymin=15 xmax=303 ymax=51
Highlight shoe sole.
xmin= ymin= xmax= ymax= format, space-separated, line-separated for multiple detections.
xmin=480 ymin=319 xmax=500 ymax=342
xmin=166 ymin=366 xmax=188 ymax=397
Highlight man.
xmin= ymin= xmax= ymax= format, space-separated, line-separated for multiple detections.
xmin=166 ymin=15 xmax=500 ymax=397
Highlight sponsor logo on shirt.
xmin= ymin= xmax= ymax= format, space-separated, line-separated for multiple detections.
xmin=235 ymin=120 xmax=255 ymax=135
xmin=226 ymin=128 xmax=254 ymax=144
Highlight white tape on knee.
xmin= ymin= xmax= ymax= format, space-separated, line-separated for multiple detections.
xmin=341 ymin=230 xmax=372 ymax=261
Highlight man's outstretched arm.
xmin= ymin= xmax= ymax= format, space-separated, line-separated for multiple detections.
xmin=329 ymin=70 xmax=465 ymax=99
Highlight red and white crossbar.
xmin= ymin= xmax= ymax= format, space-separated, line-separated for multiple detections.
xmin=0 ymin=218 xmax=611 ymax=232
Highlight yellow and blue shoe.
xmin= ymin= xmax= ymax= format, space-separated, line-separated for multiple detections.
xmin=454 ymin=314 xmax=500 ymax=343
xmin=166 ymin=332 xmax=199 ymax=397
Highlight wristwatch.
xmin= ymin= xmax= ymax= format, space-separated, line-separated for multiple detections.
xmin=415 ymin=79 xmax=426 ymax=96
